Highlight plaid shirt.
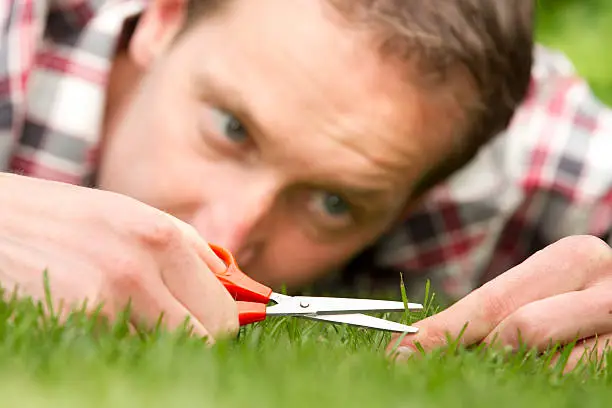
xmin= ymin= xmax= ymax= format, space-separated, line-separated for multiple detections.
xmin=2 ymin=0 xmax=612 ymax=302
xmin=0 ymin=0 xmax=143 ymax=183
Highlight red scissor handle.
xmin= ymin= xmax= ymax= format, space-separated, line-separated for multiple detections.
xmin=209 ymin=244 xmax=272 ymax=326
xmin=235 ymin=302 xmax=267 ymax=326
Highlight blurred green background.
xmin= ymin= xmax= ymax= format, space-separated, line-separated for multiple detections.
xmin=537 ymin=0 xmax=612 ymax=105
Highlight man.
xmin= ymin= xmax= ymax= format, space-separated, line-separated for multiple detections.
xmin=1 ymin=0 xmax=610 ymax=367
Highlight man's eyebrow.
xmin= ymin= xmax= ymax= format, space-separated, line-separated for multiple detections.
xmin=196 ymin=73 xmax=267 ymax=138
xmin=335 ymin=184 xmax=398 ymax=209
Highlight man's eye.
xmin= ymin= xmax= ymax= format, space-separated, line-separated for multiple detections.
xmin=211 ymin=109 xmax=248 ymax=143
xmin=308 ymin=191 xmax=353 ymax=224
xmin=320 ymin=193 xmax=350 ymax=216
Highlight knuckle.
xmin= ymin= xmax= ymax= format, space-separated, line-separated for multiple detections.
xmin=105 ymin=256 xmax=147 ymax=297
xmin=527 ymin=235 xmax=612 ymax=285
xmin=502 ymin=306 xmax=546 ymax=347
xmin=478 ymin=286 xmax=516 ymax=327
xmin=556 ymin=235 xmax=611 ymax=262
xmin=107 ymin=194 xmax=183 ymax=250
xmin=106 ymin=195 xmax=182 ymax=248
xmin=131 ymin=213 xmax=182 ymax=249
xmin=420 ymin=324 xmax=453 ymax=348
xmin=557 ymin=235 xmax=612 ymax=279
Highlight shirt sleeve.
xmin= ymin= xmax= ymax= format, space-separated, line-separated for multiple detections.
xmin=372 ymin=45 xmax=612 ymax=302
xmin=0 ymin=0 xmax=51 ymax=170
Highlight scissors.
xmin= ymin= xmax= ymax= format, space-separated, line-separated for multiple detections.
xmin=209 ymin=244 xmax=422 ymax=333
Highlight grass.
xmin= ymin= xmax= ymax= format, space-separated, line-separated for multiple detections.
xmin=0 ymin=278 xmax=610 ymax=408
xmin=536 ymin=0 xmax=612 ymax=105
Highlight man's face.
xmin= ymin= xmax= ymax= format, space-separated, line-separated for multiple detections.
xmin=98 ymin=0 xmax=454 ymax=289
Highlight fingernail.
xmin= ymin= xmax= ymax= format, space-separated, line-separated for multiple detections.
xmin=393 ymin=346 xmax=416 ymax=363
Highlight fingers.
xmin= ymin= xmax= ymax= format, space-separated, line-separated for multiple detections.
xmin=113 ymin=209 xmax=238 ymax=339
xmin=102 ymin=242 xmax=215 ymax=340
xmin=552 ymin=334 xmax=612 ymax=374
xmin=159 ymin=233 xmax=239 ymax=340
xmin=388 ymin=235 xmax=612 ymax=354
xmin=126 ymin=277 xmax=213 ymax=342
xmin=483 ymin=288 xmax=612 ymax=351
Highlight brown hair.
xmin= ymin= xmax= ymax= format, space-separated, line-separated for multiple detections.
xmin=325 ymin=0 xmax=534 ymax=197
xmin=183 ymin=0 xmax=535 ymax=197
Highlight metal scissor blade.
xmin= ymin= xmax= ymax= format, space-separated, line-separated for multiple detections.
xmin=266 ymin=295 xmax=422 ymax=316
xmin=301 ymin=313 xmax=419 ymax=333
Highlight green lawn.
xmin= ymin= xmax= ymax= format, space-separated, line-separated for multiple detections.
xmin=0 ymin=284 xmax=610 ymax=408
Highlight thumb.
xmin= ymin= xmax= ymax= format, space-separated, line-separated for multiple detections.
xmin=386 ymin=313 xmax=460 ymax=359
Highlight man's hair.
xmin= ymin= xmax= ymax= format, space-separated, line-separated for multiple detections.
xmin=184 ymin=0 xmax=534 ymax=197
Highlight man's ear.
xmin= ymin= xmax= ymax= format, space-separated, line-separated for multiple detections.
xmin=128 ymin=0 xmax=187 ymax=69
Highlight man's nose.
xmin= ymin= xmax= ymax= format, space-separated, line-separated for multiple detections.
xmin=191 ymin=181 xmax=279 ymax=265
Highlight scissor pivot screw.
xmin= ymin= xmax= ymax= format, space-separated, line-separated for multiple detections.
xmin=299 ymin=301 xmax=310 ymax=308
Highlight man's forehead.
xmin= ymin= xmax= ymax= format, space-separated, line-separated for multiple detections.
xmin=181 ymin=0 xmax=453 ymax=197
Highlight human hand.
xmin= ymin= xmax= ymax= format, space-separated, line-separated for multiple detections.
xmin=0 ymin=173 xmax=238 ymax=342
xmin=387 ymin=235 xmax=612 ymax=371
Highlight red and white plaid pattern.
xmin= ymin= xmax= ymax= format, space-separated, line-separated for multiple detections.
xmin=1 ymin=1 xmax=611 ymax=301
xmin=0 ymin=0 xmax=144 ymax=184
xmin=374 ymin=46 xmax=612 ymax=300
